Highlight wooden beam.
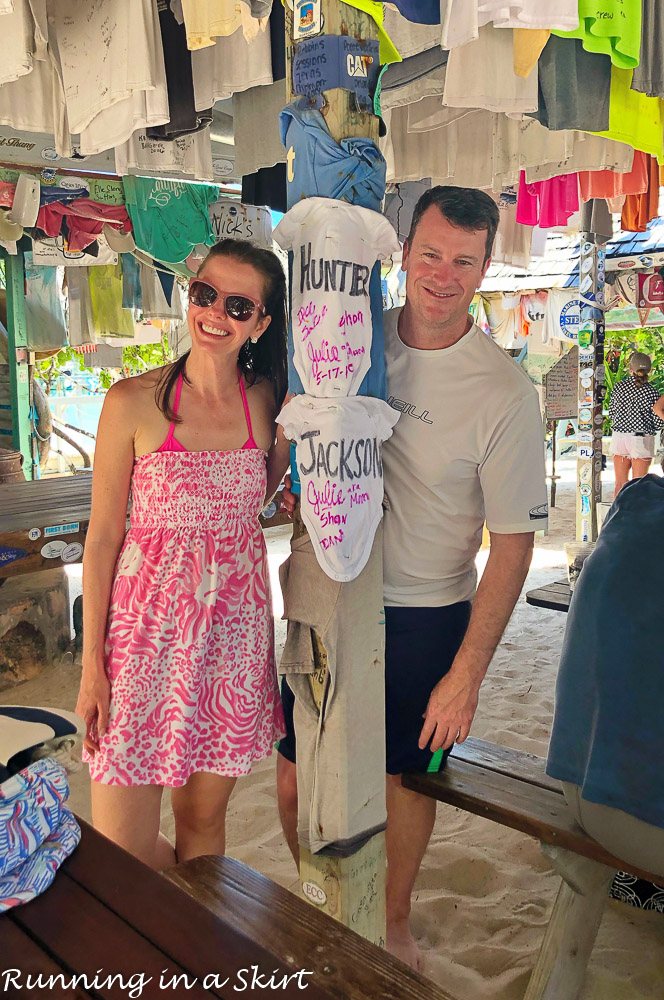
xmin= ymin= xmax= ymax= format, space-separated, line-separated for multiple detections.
xmin=285 ymin=0 xmax=386 ymax=946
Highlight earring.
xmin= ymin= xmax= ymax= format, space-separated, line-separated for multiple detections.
xmin=250 ymin=337 xmax=258 ymax=344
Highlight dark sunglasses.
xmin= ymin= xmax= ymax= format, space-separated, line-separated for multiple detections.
xmin=188 ymin=279 xmax=265 ymax=321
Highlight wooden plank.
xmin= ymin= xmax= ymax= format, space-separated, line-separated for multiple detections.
xmin=11 ymin=873 xmax=215 ymax=1000
xmin=450 ymin=738 xmax=564 ymax=796
xmin=0 ymin=526 xmax=88 ymax=579
xmin=62 ymin=820 xmax=328 ymax=1000
xmin=166 ymin=855 xmax=460 ymax=1000
xmin=525 ymin=585 xmax=571 ymax=613
xmin=0 ymin=919 xmax=94 ymax=998
xmin=402 ymin=759 xmax=661 ymax=883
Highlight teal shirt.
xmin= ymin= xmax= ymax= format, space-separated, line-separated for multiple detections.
xmin=547 ymin=475 xmax=664 ymax=829
xmin=123 ymin=177 xmax=218 ymax=264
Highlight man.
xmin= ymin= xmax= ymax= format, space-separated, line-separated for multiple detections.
xmin=277 ymin=187 xmax=548 ymax=968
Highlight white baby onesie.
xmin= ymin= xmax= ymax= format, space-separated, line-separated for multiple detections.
xmin=277 ymin=395 xmax=400 ymax=582
xmin=273 ymin=198 xmax=400 ymax=397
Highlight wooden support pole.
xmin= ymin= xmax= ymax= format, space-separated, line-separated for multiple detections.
xmin=575 ymin=237 xmax=606 ymax=541
xmin=285 ymin=1 xmax=386 ymax=945
xmin=2 ymin=247 xmax=37 ymax=479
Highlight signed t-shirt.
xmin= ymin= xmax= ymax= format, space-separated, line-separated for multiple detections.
xmin=277 ymin=395 xmax=399 ymax=582
xmin=273 ymin=198 xmax=400 ymax=397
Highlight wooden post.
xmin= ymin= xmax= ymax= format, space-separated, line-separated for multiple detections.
xmin=285 ymin=1 xmax=386 ymax=945
xmin=2 ymin=247 xmax=37 ymax=480
xmin=575 ymin=237 xmax=606 ymax=541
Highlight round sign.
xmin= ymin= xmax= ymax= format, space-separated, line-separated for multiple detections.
xmin=578 ymin=431 xmax=592 ymax=444
xmin=579 ymin=485 xmax=591 ymax=497
xmin=302 ymin=881 xmax=327 ymax=906
xmin=579 ymin=463 xmax=592 ymax=484
xmin=41 ymin=540 xmax=66 ymax=559
xmin=61 ymin=542 xmax=84 ymax=564
xmin=579 ymin=407 xmax=592 ymax=423
xmin=28 ymin=527 xmax=41 ymax=541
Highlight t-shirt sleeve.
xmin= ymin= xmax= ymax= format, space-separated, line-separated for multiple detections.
xmin=368 ymin=215 xmax=401 ymax=259
xmin=480 ymin=390 xmax=548 ymax=533
xmin=275 ymin=397 xmax=303 ymax=440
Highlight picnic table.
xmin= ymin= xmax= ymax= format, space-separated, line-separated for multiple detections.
xmin=2 ymin=818 xmax=458 ymax=1000
xmin=525 ymin=578 xmax=571 ymax=613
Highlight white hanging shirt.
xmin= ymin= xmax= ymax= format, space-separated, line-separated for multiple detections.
xmin=273 ymin=198 xmax=400 ymax=397
xmin=443 ymin=25 xmax=538 ymax=116
xmin=277 ymin=395 xmax=400 ymax=582
xmin=440 ymin=0 xmax=579 ymax=48
xmin=191 ymin=20 xmax=272 ymax=109
xmin=114 ymin=130 xmax=214 ymax=182
xmin=51 ymin=0 xmax=169 ymax=155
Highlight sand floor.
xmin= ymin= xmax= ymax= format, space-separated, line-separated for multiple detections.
xmin=4 ymin=458 xmax=663 ymax=999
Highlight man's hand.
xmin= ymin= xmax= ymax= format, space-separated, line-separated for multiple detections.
xmin=280 ymin=473 xmax=297 ymax=517
xmin=418 ymin=664 xmax=481 ymax=753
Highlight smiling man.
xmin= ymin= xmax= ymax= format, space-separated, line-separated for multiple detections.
xmin=276 ymin=187 xmax=548 ymax=969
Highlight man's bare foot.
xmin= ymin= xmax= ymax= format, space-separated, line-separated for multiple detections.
xmin=386 ymin=918 xmax=424 ymax=971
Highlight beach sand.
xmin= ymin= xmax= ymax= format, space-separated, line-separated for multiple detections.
xmin=4 ymin=459 xmax=663 ymax=999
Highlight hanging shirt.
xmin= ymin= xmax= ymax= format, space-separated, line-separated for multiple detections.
xmin=382 ymin=309 xmax=547 ymax=608
xmin=279 ymin=102 xmax=387 ymax=213
xmin=513 ymin=27 xmax=550 ymax=78
xmin=546 ymin=475 xmax=664 ymax=829
xmin=52 ymin=0 xmax=169 ymax=156
xmin=273 ymin=198 xmax=399 ymax=397
xmin=24 ymin=252 xmax=67 ymax=352
xmin=543 ymin=288 xmax=578 ymax=344
xmin=440 ymin=0 xmax=580 ymax=49
xmin=180 ymin=0 xmax=243 ymax=48
xmin=590 ymin=68 xmax=664 ymax=162
xmin=579 ymin=149 xmax=646 ymax=201
xmin=552 ymin=0 xmax=642 ymax=70
xmin=443 ymin=26 xmax=538 ymax=117
xmin=191 ymin=19 xmax=272 ymax=108
xmin=277 ymin=395 xmax=399 ymax=582
xmin=620 ymin=156 xmax=660 ymax=233
xmin=383 ymin=6 xmax=441 ymax=58
xmin=36 ymin=199 xmax=133 ymax=254
xmin=66 ymin=267 xmax=96 ymax=347
xmin=631 ymin=0 xmax=664 ymax=98
xmin=114 ymin=131 xmax=214 ymax=183
xmin=527 ymin=36 xmax=611 ymax=132
xmin=387 ymin=0 xmax=440 ymax=24
xmin=148 ymin=0 xmax=213 ymax=141
xmin=123 ymin=176 xmax=217 ymax=263
xmin=516 ymin=171 xmax=579 ymax=228
xmin=609 ymin=376 xmax=663 ymax=435
xmin=89 ymin=263 xmax=135 ymax=339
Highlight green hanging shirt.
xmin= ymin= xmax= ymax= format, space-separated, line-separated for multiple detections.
xmin=123 ymin=177 xmax=218 ymax=264
xmin=553 ymin=0 xmax=642 ymax=69
xmin=89 ymin=263 xmax=135 ymax=339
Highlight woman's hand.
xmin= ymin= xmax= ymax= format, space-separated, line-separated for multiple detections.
xmin=75 ymin=664 xmax=111 ymax=755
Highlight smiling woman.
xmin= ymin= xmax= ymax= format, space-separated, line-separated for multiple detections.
xmin=75 ymin=239 xmax=292 ymax=870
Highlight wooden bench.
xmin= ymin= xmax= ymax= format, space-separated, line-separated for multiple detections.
xmin=403 ymin=737 xmax=663 ymax=1000
xmin=3 ymin=818 xmax=460 ymax=1000
xmin=525 ymin=579 xmax=571 ymax=613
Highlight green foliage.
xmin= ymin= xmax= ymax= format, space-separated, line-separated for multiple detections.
xmin=603 ymin=328 xmax=664 ymax=433
xmin=34 ymin=335 xmax=175 ymax=393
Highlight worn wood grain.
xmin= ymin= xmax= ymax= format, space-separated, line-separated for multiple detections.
xmin=450 ymin=738 xmax=564 ymax=795
xmin=0 ymin=919 xmax=94 ymax=999
xmin=166 ymin=854 xmax=459 ymax=1000
xmin=403 ymin=759 xmax=661 ymax=883
xmin=525 ymin=580 xmax=571 ymax=612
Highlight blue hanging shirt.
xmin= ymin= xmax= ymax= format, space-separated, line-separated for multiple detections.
xmin=547 ymin=474 xmax=664 ymax=829
xmin=387 ymin=0 xmax=440 ymax=24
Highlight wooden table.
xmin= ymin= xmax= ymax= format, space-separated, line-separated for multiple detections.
xmin=2 ymin=819 xmax=458 ymax=1000
xmin=525 ymin=578 xmax=571 ymax=613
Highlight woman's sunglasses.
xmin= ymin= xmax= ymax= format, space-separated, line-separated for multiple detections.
xmin=188 ymin=279 xmax=265 ymax=321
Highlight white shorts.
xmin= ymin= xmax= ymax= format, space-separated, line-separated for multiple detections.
xmin=610 ymin=432 xmax=655 ymax=460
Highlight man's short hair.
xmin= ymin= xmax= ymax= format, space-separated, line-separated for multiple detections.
xmin=407 ymin=186 xmax=500 ymax=263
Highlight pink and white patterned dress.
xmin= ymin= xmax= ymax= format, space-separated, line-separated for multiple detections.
xmin=86 ymin=373 xmax=285 ymax=786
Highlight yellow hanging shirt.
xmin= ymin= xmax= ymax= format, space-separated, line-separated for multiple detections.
xmin=590 ymin=67 xmax=664 ymax=163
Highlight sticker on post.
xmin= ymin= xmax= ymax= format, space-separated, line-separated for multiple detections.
xmin=579 ymin=463 xmax=592 ymax=484
xmin=294 ymin=0 xmax=321 ymax=37
xmin=578 ymin=445 xmax=594 ymax=459
xmin=302 ymin=880 xmax=327 ymax=906
xmin=44 ymin=522 xmax=80 ymax=538
xmin=61 ymin=542 xmax=84 ymax=564
xmin=28 ymin=527 xmax=41 ymax=541
xmin=0 ymin=545 xmax=27 ymax=566
xmin=41 ymin=540 xmax=67 ymax=559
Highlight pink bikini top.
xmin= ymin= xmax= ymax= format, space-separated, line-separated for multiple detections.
xmin=157 ymin=372 xmax=258 ymax=453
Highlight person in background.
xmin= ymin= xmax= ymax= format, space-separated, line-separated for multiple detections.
xmin=277 ymin=187 xmax=548 ymax=968
xmin=547 ymin=466 xmax=664 ymax=880
xmin=608 ymin=352 xmax=664 ymax=497
xmin=76 ymin=239 xmax=291 ymax=870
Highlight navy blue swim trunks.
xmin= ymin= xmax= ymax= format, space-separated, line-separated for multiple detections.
xmin=277 ymin=601 xmax=471 ymax=775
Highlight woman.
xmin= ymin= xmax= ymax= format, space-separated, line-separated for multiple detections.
xmin=76 ymin=239 xmax=291 ymax=869
xmin=608 ymin=351 xmax=664 ymax=497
